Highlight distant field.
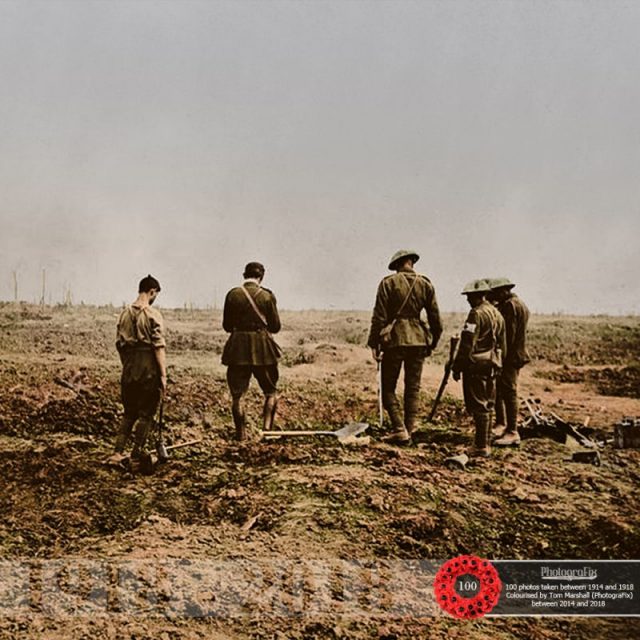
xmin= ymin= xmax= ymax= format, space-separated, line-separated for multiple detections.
xmin=0 ymin=303 xmax=639 ymax=639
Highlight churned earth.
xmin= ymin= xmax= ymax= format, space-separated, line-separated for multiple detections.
xmin=0 ymin=303 xmax=639 ymax=639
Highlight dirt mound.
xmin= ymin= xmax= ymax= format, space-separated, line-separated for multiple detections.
xmin=540 ymin=365 xmax=640 ymax=399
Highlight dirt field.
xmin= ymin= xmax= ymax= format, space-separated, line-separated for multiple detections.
xmin=0 ymin=303 xmax=639 ymax=639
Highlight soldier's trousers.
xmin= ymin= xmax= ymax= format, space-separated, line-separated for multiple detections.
xmin=115 ymin=378 xmax=161 ymax=452
xmin=462 ymin=372 xmax=496 ymax=417
xmin=495 ymin=364 xmax=520 ymax=431
xmin=462 ymin=372 xmax=496 ymax=449
xmin=381 ymin=346 xmax=427 ymax=431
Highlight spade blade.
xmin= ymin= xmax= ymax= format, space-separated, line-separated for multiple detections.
xmin=334 ymin=422 xmax=370 ymax=441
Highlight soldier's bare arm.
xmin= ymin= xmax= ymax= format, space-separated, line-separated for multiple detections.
xmin=155 ymin=347 xmax=167 ymax=394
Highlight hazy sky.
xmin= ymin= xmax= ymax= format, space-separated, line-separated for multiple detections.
xmin=1 ymin=0 xmax=639 ymax=314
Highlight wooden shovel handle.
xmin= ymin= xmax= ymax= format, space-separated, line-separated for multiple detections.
xmin=262 ymin=430 xmax=334 ymax=437
xmin=165 ymin=438 xmax=203 ymax=451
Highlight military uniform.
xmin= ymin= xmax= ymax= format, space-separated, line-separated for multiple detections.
xmin=368 ymin=266 xmax=443 ymax=436
xmin=115 ymin=303 xmax=165 ymax=454
xmin=222 ymin=281 xmax=281 ymax=397
xmin=452 ymin=299 xmax=506 ymax=453
xmin=495 ymin=291 xmax=530 ymax=437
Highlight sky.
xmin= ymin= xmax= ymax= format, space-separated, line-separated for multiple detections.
xmin=1 ymin=0 xmax=639 ymax=314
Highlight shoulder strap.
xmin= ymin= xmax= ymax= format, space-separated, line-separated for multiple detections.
xmin=393 ymin=274 xmax=418 ymax=320
xmin=241 ymin=285 xmax=268 ymax=327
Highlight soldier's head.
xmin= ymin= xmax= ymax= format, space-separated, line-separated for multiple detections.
xmin=388 ymin=250 xmax=420 ymax=271
xmin=243 ymin=262 xmax=265 ymax=282
xmin=487 ymin=277 xmax=515 ymax=303
xmin=461 ymin=279 xmax=490 ymax=308
xmin=138 ymin=274 xmax=161 ymax=305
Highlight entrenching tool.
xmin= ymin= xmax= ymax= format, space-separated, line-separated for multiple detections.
xmin=427 ymin=334 xmax=460 ymax=422
xmin=261 ymin=422 xmax=370 ymax=445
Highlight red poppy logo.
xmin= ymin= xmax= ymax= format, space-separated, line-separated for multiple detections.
xmin=434 ymin=555 xmax=502 ymax=619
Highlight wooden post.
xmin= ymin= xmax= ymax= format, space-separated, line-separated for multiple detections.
xmin=40 ymin=269 xmax=46 ymax=306
xmin=12 ymin=271 xmax=17 ymax=302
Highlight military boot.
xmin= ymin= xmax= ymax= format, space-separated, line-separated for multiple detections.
xmin=494 ymin=430 xmax=521 ymax=446
xmin=470 ymin=414 xmax=491 ymax=458
xmin=131 ymin=416 xmax=153 ymax=459
xmin=404 ymin=394 xmax=421 ymax=437
xmin=494 ymin=396 xmax=521 ymax=446
xmin=114 ymin=415 xmax=136 ymax=453
xmin=381 ymin=403 xmax=411 ymax=445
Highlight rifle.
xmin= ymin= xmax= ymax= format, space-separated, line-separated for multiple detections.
xmin=427 ymin=334 xmax=460 ymax=422
xmin=376 ymin=348 xmax=384 ymax=429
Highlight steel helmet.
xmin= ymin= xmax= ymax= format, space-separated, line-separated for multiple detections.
xmin=488 ymin=277 xmax=515 ymax=290
xmin=388 ymin=249 xmax=420 ymax=270
xmin=461 ymin=279 xmax=491 ymax=295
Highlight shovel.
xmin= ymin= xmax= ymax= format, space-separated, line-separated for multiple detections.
xmin=261 ymin=422 xmax=370 ymax=444
xmin=139 ymin=439 xmax=203 ymax=475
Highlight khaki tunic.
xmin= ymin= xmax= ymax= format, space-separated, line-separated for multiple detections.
xmin=497 ymin=293 xmax=530 ymax=369
xmin=221 ymin=282 xmax=281 ymax=366
xmin=367 ymin=269 xmax=443 ymax=351
xmin=116 ymin=304 xmax=165 ymax=384
xmin=453 ymin=300 xmax=506 ymax=374
xmin=453 ymin=300 xmax=506 ymax=416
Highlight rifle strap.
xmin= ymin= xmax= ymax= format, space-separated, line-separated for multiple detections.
xmin=241 ymin=285 xmax=268 ymax=328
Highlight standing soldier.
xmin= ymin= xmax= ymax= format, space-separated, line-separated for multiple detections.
xmin=222 ymin=262 xmax=281 ymax=441
xmin=111 ymin=274 xmax=167 ymax=464
xmin=488 ymin=277 xmax=530 ymax=446
xmin=367 ymin=250 xmax=443 ymax=445
xmin=452 ymin=279 xmax=505 ymax=457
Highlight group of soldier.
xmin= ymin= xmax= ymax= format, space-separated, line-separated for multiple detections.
xmin=109 ymin=251 xmax=529 ymax=467
xmin=367 ymin=249 xmax=529 ymax=457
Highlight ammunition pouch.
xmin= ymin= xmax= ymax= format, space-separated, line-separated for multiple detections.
xmin=468 ymin=347 xmax=502 ymax=375
xmin=379 ymin=321 xmax=396 ymax=349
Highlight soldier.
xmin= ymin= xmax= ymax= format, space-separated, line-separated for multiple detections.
xmin=222 ymin=262 xmax=281 ymax=441
xmin=488 ymin=277 xmax=530 ymax=446
xmin=367 ymin=249 xmax=443 ymax=445
xmin=111 ymin=274 xmax=167 ymax=464
xmin=452 ymin=279 xmax=506 ymax=457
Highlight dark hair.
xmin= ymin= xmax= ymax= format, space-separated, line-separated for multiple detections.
xmin=243 ymin=262 xmax=265 ymax=280
xmin=138 ymin=274 xmax=161 ymax=293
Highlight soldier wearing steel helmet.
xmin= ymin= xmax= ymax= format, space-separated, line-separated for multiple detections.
xmin=367 ymin=249 xmax=443 ymax=445
xmin=452 ymin=279 xmax=506 ymax=457
xmin=487 ymin=277 xmax=530 ymax=447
